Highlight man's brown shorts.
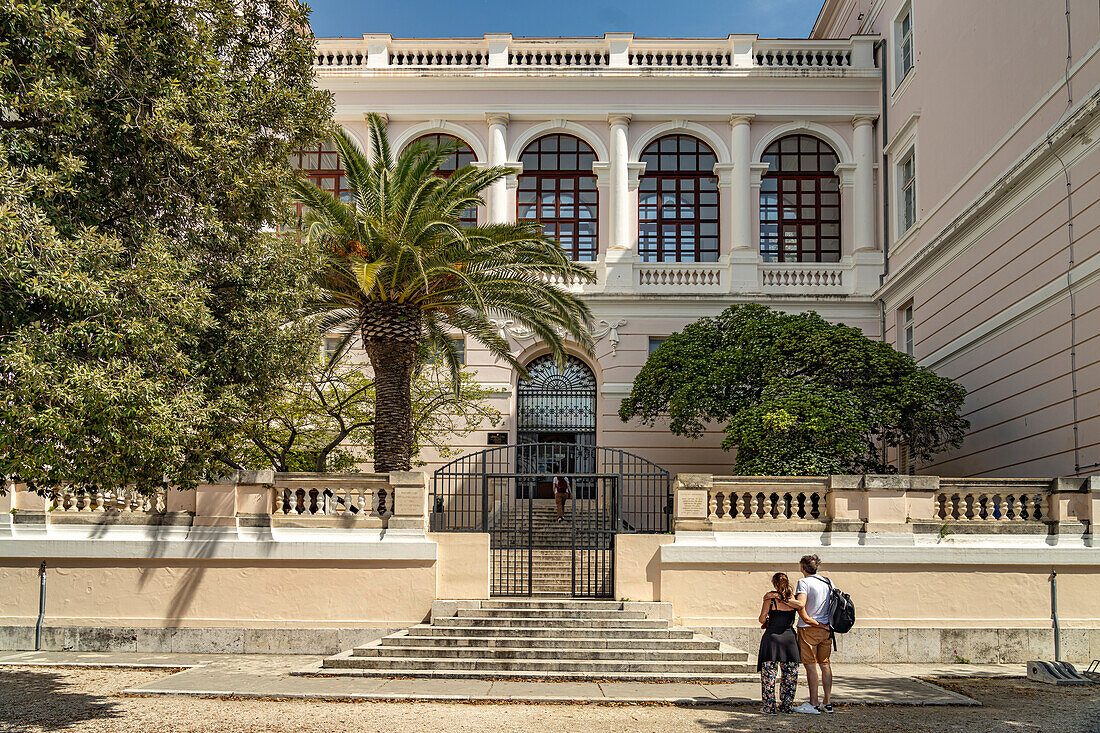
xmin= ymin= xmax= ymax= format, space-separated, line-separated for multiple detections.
xmin=797 ymin=626 xmax=832 ymax=665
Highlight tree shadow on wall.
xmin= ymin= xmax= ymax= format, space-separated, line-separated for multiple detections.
xmin=0 ymin=668 xmax=125 ymax=731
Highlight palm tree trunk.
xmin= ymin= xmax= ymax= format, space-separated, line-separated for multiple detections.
xmin=365 ymin=339 xmax=417 ymax=472
xmin=361 ymin=302 xmax=422 ymax=472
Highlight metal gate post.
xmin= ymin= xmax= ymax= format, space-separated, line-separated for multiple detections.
xmin=480 ymin=451 xmax=488 ymax=533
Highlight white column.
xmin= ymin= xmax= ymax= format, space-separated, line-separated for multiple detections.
xmin=608 ymin=114 xmax=631 ymax=250
xmin=729 ymin=114 xmax=755 ymax=251
xmin=486 ymin=113 xmax=510 ymax=224
xmin=852 ymin=114 xmax=877 ymax=252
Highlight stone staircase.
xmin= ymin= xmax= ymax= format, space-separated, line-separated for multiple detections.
xmin=315 ymin=599 xmax=755 ymax=682
xmin=491 ymin=503 xmax=612 ymax=596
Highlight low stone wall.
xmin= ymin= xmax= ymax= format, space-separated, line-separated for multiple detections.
xmin=615 ymin=473 xmax=1100 ymax=663
xmin=0 ymin=472 xmax=488 ymax=654
xmin=2 ymin=471 xmax=1098 ymax=661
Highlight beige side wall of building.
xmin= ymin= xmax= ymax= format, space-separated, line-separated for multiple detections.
xmin=815 ymin=0 xmax=1100 ymax=476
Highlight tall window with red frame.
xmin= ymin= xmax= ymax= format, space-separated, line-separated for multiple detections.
xmin=760 ymin=134 xmax=841 ymax=263
xmin=407 ymin=133 xmax=479 ymax=227
xmin=287 ymin=141 xmax=350 ymax=223
xmin=638 ymin=135 xmax=720 ymax=263
xmin=517 ymin=134 xmax=599 ymax=261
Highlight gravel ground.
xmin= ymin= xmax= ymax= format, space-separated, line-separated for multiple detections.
xmin=1 ymin=666 xmax=1098 ymax=733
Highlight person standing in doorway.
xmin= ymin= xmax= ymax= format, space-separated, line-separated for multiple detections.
xmin=792 ymin=554 xmax=834 ymax=714
xmin=553 ymin=473 xmax=571 ymax=521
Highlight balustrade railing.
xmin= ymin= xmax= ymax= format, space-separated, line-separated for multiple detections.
xmin=674 ymin=474 xmax=1093 ymax=533
xmin=628 ymin=49 xmax=731 ymax=67
xmin=391 ymin=49 xmax=488 ymax=66
xmin=510 ymin=46 xmax=608 ymax=66
xmin=50 ymin=487 xmax=166 ymax=514
xmin=935 ymin=479 xmax=1049 ymax=522
xmin=760 ymin=263 xmax=847 ymax=291
xmin=272 ymin=474 xmax=391 ymax=523
xmin=314 ymin=36 xmax=875 ymax=72
xmin=706 ymin=479 xmax=828 ymax=522
xmin=753 ymin=45 xmax=851 ymax=68
xmin=637 ymin=263 xmax=724 ymax=291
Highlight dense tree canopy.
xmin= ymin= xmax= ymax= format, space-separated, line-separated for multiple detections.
xmin=618 ymin=304 xmax=968 ymax=475
xmin=0 ymin=0 xmax=332 ymax=493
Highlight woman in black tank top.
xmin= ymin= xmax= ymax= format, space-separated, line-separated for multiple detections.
xmin=757 ymin=572 xmax=804 ymax=714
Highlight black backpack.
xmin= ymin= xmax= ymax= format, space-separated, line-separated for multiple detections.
xmin=821 ymin=577 xmax=856 ymax=648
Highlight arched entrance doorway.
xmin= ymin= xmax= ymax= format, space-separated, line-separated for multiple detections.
xmin=516 ymin=355 xmax=597 ymax=499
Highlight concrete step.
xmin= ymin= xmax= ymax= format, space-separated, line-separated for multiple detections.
xmin=379 ymin=635 xmax=719 ymax=651
xmin=435 ymin=616 xmax=660 ymax=630
xmin=407 ymin=625 xmax=694 ymax=640
xmin=323 ymin=655 xmax=755 ymax=674
xmin=306 ymin=660 xmax=756 ymax=683
xmin=453 ymin=608 xmax=647 ymax=620
xmin=355 ymin=645 xmax=737 ymax=662
xmin=481 ymin=600 xmax=626 ymax=610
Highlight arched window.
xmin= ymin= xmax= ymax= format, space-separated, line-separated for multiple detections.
xmin=638 ymin=135 xmax=719 ymax=262
xmin=288 ymin=141 xmax=349 ymax=221
xmin=407 ymin=133 xmax=479 ymax=227
xmin=760 ymin=134 xmax=841 ymax=263
xmin=517 ymin=134 xmax=599 ymax=261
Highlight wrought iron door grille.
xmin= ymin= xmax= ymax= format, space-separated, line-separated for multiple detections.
xmin=431 ymin=443 xmax=670 ymax=598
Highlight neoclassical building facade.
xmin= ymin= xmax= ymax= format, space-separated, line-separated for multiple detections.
xmin=306 ymin=0 xmax=1100 ymax=478
xmin=305 ymin=34 xmax=885 ymax=475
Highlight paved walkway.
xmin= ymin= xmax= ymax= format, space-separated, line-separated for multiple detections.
xmin=0 ymin=650 xmax=1029 ymax=705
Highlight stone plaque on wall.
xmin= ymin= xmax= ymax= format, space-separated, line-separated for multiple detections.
xmin=676 ymin=488 xmax=709 ymax=520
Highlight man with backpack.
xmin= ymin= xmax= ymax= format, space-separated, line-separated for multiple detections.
xmin=793 ymin=554 xmax=835 ymax=714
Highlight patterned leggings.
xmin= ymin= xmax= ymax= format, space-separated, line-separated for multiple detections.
xmin=760 ymin=661 xmax=799 ymax=713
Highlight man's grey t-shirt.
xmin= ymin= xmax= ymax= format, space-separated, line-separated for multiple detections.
xmin=796 ymin=574 xmax=831 ymax=627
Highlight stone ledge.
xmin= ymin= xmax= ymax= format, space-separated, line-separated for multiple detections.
xmin=0 ymin=625 xmax=401 ymax=655
xmin=694 ymin=626 xmax=1100 ymax=664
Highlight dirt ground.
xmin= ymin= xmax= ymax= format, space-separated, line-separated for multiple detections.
xmin=1 ymin=666 xmax=1097 ymax=733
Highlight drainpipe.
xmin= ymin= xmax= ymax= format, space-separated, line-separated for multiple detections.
xmin=875 ymin=38 xmax=891 ymax=469
xmin=875 ymin=37 xmax=891 ymax=334
xmin=1050 ymin=569 xmax=1061 ymax=661
xmin=34 ymin=561 xmax=46 ymax=651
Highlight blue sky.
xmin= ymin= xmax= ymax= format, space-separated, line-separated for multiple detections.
xmin=307 ymin=0 xmax=825 ymax=39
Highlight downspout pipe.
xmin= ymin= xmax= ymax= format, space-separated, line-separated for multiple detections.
xmin=1051 ymin=569 xmax=1061 ymax=661
xmin=875 ymin=38 xmax=890 ymax=469
xmin=34 ymin=561 xmax=45 ymax=651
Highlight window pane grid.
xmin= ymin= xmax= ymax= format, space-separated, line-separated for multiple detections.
xmin=517 ymin=134 xmax=599 ymax=261
xmin=408 ymin=133 xmax=479 ymax=227
xmin=759 ymin=135 xmax=841 ymax=263
xmin=638 ymin=135 xmax=720 ymax=262
xmin=288 ymin=142 xmax=351 ymax=223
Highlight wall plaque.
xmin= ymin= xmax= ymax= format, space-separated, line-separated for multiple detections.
xmin=487 ymin=432 xmax=508 ymax=445
xmin=675 ymin=488 xmax=709 ymax=519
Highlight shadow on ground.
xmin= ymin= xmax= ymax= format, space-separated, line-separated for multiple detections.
xmin=695 ymin=676 xmax=1100 ymax=733
xmin=0 ymin=668 xmax=124 ymax=732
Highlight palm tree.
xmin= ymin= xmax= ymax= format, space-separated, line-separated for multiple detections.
xmin=289 ymin=114 xmax=595 ymax=472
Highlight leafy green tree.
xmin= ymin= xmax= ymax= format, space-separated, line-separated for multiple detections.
xmin=618 ymin=304 xmax=968 ymax=475
xmin=224 ymin=343 xmax=502 ymax=472
xmin=289 ymin=115 xmax=594 ymax=472
xmin=0 ymin=0 xmax=332 ymax=494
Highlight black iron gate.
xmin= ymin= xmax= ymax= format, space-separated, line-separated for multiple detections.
xmin=431 ymin=443 xmax=671 ymax=598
